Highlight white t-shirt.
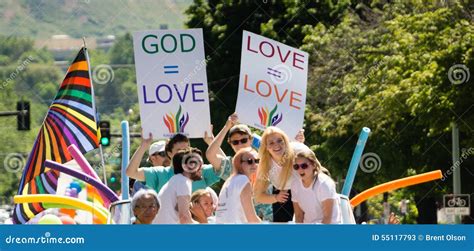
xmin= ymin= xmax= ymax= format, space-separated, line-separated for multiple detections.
xmin=155 ymin=173 xmax=192 ymax=224
xmin=215 ymin=174 xmax=250 ymax=223
xmin=291 ymin=172 xmax=342 ymax=224
xmin=267 ymin=142 xmax=305 ymax=190
xmin=268 ymin=159 xmax=299 ymax=190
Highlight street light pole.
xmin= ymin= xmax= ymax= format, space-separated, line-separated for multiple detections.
xmin=452 ymin=122 xmax=461 ymax=224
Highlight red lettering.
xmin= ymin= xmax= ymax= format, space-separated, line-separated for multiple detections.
xmin=256 ymin=80 xmax=271 ymax=97
xmin=247 ymin=36 xmax=258 ymax=53
xmin=259 ymin=41 xmax=275 ymax=58
xmin=290 ymin=91 xmax=302 ymax=110
xmin=274 ymin=84 xmax=288 ymax=103
xmin=293 ymin=52 xmax=305 ymax=70
xmin=243 ymin=74 xmax=255 ymax=93
xmin=277 ymin=47 xmax=291 ymax=63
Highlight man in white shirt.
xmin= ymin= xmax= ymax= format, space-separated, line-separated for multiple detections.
xmin=156 ymin=147 xmax=204 ymax=224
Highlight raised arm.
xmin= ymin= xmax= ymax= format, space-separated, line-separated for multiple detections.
xmin=125 ymin=132 xmax=152 ymax=181
xmin=206 ymin=113 xmax=238 ymax=171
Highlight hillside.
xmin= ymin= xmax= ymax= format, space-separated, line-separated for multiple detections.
xmin=0 ymin=0 xmax=192 ymax=38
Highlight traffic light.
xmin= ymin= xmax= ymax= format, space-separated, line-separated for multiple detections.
xmin=17 ymin=101 xmax=30 ymax=131
xmin=99 ymin=121 xmax=110 ymax=146
xmin=109 ymin=174 xmax=117 ymax=183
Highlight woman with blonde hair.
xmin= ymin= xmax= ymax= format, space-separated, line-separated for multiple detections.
xmin=190 ymin=189 xmax=216 ymax=223
xmin=215 ymin=147 xmax=261 ymax=223
xmin=254 ymin=126 xmax=297 ymax=222
xmin=291 ymin=148 xmax=341 ymax=224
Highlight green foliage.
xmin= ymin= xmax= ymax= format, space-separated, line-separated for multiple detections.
xmin=301 ymin=2 xmax=473 ymax=200
xmin=185 ymin=0 xmax=351 ymax=154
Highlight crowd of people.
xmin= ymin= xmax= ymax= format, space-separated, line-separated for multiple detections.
xmin=128 ymin=113 xmax=342 ymax=224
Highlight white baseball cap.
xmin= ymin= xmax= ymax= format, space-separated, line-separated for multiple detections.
xmin=148 ymin=140 xmax=167 ymax=157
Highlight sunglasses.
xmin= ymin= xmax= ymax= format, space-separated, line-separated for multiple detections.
xmin=293 ymin=163 xmax=310 ymax=170
xmin=241 ymin=158 xmax=260 ymax=165
xmin=230 ymin=137 xmax=249 ymax=146
xmin=153 ymin=151 xmax=167 ymax=158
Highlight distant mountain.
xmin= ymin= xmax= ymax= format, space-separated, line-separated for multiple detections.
xmin=0 ymin=0 xmax=192 ymax=38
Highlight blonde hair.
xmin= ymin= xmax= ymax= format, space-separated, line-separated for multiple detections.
xmin=295 ymin=149 xmax=331 ymax=176
xmin=232 ymin=147 xmax=256 ymax=176
xmin=257 ymin=126 xmax=294 ymax=189
xmin=191 ymin=189 xmax=211 ymax=205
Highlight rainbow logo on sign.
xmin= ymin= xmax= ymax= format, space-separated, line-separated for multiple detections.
xmin=163 ymin=105 xmax=189 ymax=133
xmin=258 ymin=105 xmax=283 ymax=127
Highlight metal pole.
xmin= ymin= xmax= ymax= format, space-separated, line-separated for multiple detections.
xmin=99 ymin=144 xmax=107 ymax=186
xmin=452 ymin=122 xmax=461 ymax=224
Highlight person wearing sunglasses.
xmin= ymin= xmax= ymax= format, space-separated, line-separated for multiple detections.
xmin=126 ymin=132 xmax=226 ymax=195
xmin=131 ymin=140 xmax=171 ymax=195
xmin=206 ymin=113 xmax=252 ymax=179
xmin=254 ymin=126 xmax=309 ymax=222
xmin=291 ymin=148 xmax=341 ymax=224
xmin=215 ymin=148 xmax=261 ymax=223
xmin=206 ymin=113 xmax=273 ymax=221
xmin=156 ymin=147 xmax=204 ymax=224
xmin=147 ymin=140 xmax=171 ymax=167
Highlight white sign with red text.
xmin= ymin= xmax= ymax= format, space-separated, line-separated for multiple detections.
xmin=235 ymin=31 xmax=308 ymax=138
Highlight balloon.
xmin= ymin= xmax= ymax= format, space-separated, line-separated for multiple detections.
xmin=67 ymin=144 xmax=101 ymax=181
xmin=350 ymin=170 xmax=443 ymax=207
xmin=59 ymin=208 xmax=76 ymax=218
xmin=38 ymin=214 xmax=62 ymax=225
xmin=44 ymin=160 xmax=118 ymax=206
xmin=341 ymin=127 xmax=371 ymax=196
xmin=69 ymin=182 xmax=82 ymax=193
xmin=70 ymin=188 xmax=78 ymax=197
xmin=14 ymin=195 xmax=109 ymax=224
xmin=59 ymin=215 xmax=76 ymax=224
xmin=121 ymin=121 xmax=130 ymax=200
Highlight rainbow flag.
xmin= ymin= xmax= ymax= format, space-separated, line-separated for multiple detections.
xmin=13 ymin=48 xmax=100 ymax=224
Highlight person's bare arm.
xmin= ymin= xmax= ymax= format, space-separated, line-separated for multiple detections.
xmin=321 ymin=199 xmax=335 ymax=224
xmin=253 ymin=179 xmax=288 ymax=204
xmin=293 ymin=202 xmax=305 ymax=223
xmin=206 ymin=113 xmax=238 ymax=171
xmin=295 ymin=129 xmax=305 ymax=143
xmin=240 ymin=183 xmax=261 ymax=223
xmin=125 ymin=132 xmax=153 ymax=181
xmin=177 ymin=195 xmax=193 ymax=224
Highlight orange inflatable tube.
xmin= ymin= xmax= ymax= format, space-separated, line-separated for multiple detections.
xmin=350 ymin=170 xmax=442 ymax=207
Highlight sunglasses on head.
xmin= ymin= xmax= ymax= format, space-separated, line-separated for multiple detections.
xmin=293 ymin=163 xmax=310 ymax=170
xmin=230 ymin=137 xmax=249 ymax=146
xmin=241 ymin=158 xmax=260 ymax=165
xmin=153 ymin=151 xmax=166 ymax=158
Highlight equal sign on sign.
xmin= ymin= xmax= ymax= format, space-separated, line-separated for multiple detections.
xmin=164 ymin=65 xmax=179 ymax=74
xmin=267 ymin=67 xmax=282 ymax=79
